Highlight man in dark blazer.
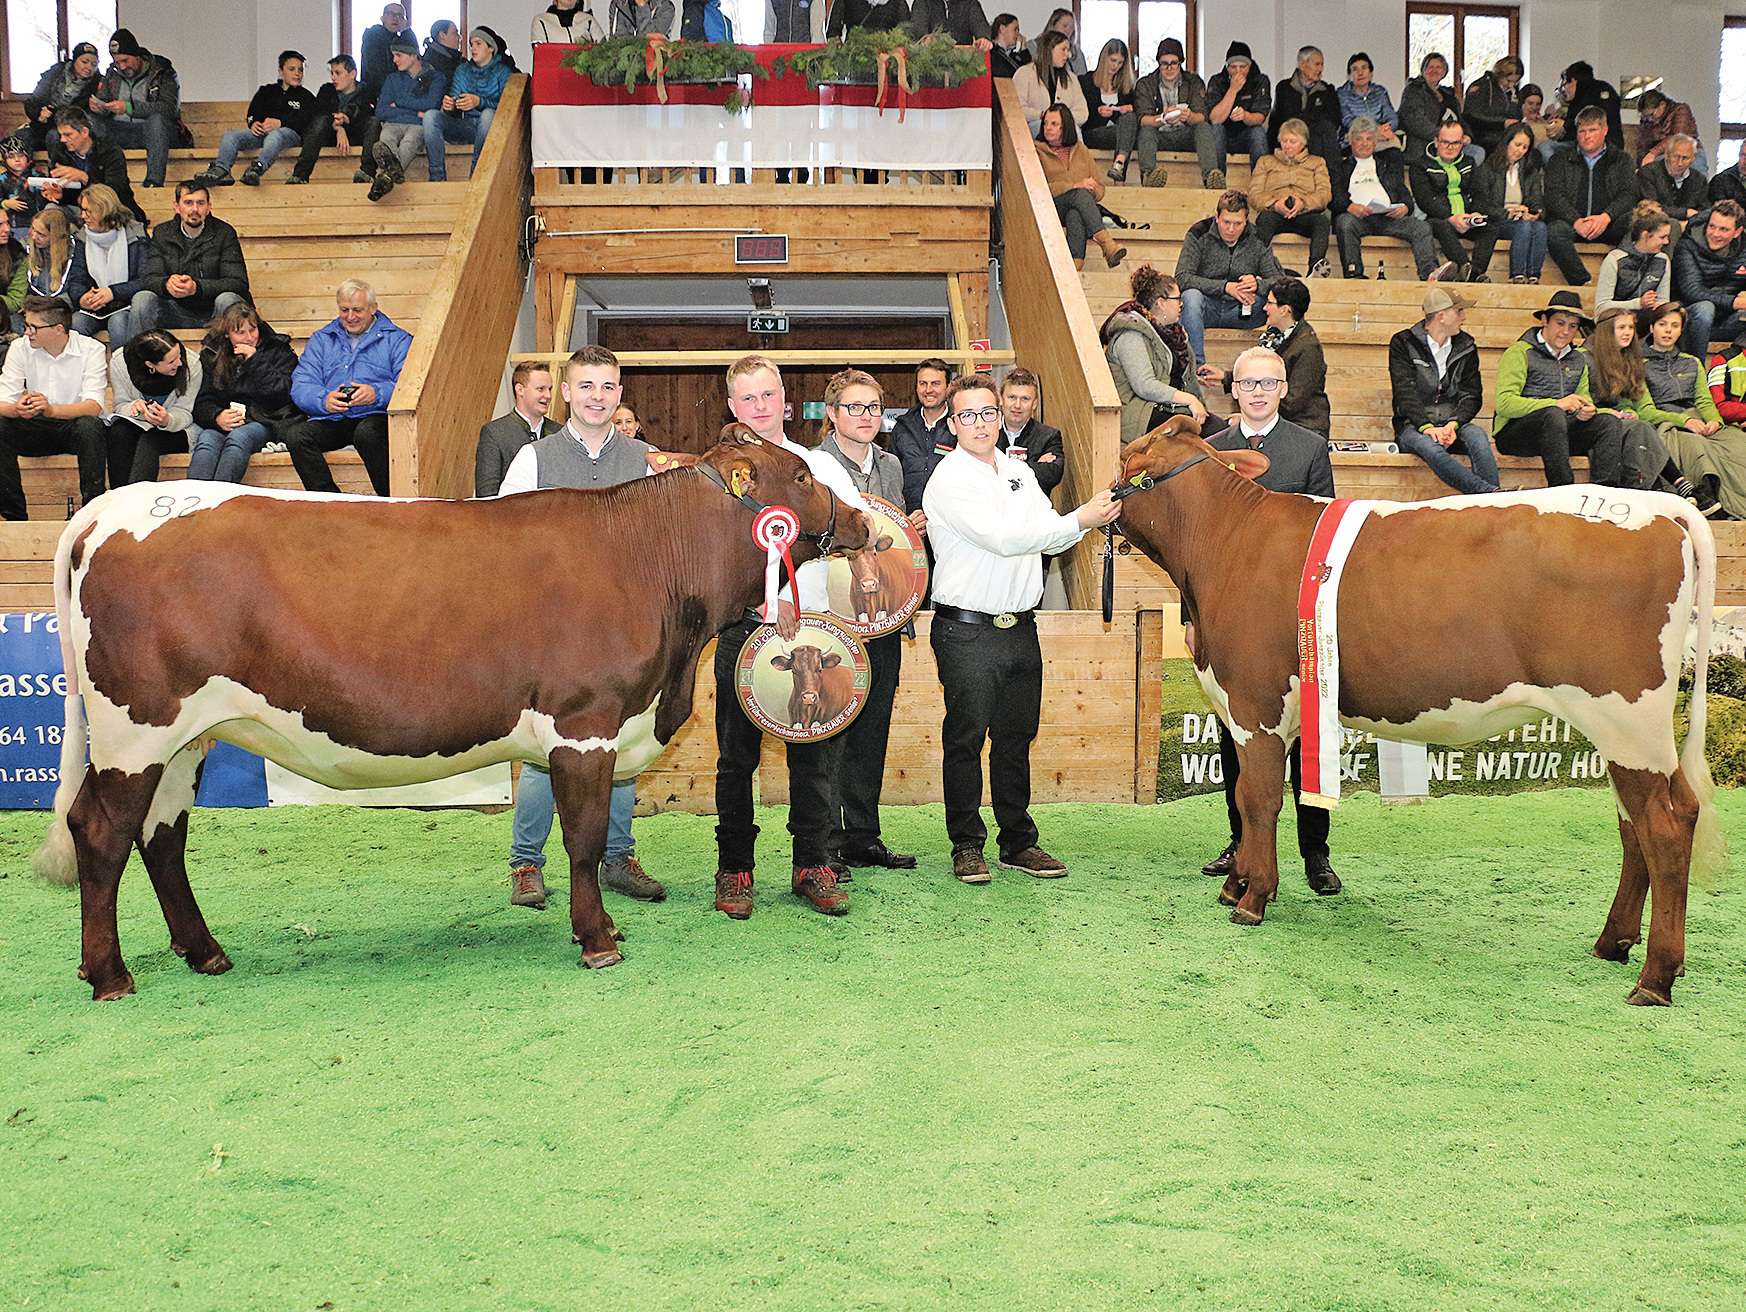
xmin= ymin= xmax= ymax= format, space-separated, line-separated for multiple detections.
xmin=475 ymin=360 xmax=559 ymax=496
xmin=1199 ymin=345 xmax=1340 ymax=896
xmin=995 ymin=367 xmax=1064 ymax=497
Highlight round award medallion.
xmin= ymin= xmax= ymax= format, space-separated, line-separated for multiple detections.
xmin=825 ymin=494 xmax=928 ymax=638
xmin=735 ymin=614 xmax=871 ymax=743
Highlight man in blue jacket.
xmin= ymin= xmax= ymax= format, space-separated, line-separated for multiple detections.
xmin=284 ymin=279 xmax=412 ymax=495
xmin=363 ymin=34 xmax=446 ymax=201
xmin=422 ymin=27 xmax=510 ymax=181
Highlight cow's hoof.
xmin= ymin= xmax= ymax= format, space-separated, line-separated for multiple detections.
xmin=1626 ymin=985 xmax=1672 ymax=1007
xmin=1593 ymin=938 xmax=1634 ymax=964
xmin=1230 ymin=906 xmax=1264 ymax=927
xmin=579 ymin=949 xmax=624 ymax=970
xmin=575 ymin=928 xmax=628 ymax=944
xmin=90 ymin=972 xmax=136 ymax=1001
xmin=76 ymin=962 xmax=89 ymax=981
xmin=187 ymin=948 xmax=233 ymax=976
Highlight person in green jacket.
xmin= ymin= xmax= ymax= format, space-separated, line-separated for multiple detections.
xmin=1492 ymin=289 xmax=1626 ymax=485
xmin=1636 ymin=300 xmax=1746 ymax=517
xmin=1587 ymin=303 xmax=1720 ymax=509
xmin=1 ymin=237 xmax=27 ymax=332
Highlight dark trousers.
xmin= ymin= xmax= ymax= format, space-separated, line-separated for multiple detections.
xmin=1254 ymin=208 xmax=1332 ymax=269
xmin=1334 ymin=211 xmax=1439 ymax=278
xmin=105 ymin=417 xmax=187 ymax=488
xmin=292 ymin=112 xmax=376 ymax=180
xmin=1494 ymin=407 xmax=1625 ymax=486
xmin=285 ymin=413 xmax=391 ymax=494
xmin=828 ymin=632 xmax=902 ymax=853
xmin=1546 ymin=214 xmax=1628 ymax=285
xmin=1052 ymin=187 xmax=1105 ymax=261
xmin=0 ymin=414 xmax=106 ymax=520
xmin=713 ymin=615 xmax=838 ymax=870
xmin=1218 ymin=725 xmax=1330 ymax=864
xmin=932 ymin=613 xmax=1042 ymax=857
xmin=355 ymin=117 xmax=387 ymax=176
xmin=1428 ymin=216 xmax=1501 ymax=279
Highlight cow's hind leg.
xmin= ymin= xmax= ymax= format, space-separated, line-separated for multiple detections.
xmin=138 ymin=743 xmax=230 ymax=977
xmin=1610 ymin=766 xmax=1696 ymax=1006
xmin=1226 ymin=734 xmax=1287 ymax=926
xmin=550 ymin=743 xmax=624 ymax=970
xmin=1594 ymin=787 xmax=1649 ymax=963
xmin=70 ymin=764 xmax=163 ymax=1001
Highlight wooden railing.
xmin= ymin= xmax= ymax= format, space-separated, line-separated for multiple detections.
xmin=387 ymin=74 xmax=533 ymax=498
xmin=992 ymin=80 xmax=1123 ymax=609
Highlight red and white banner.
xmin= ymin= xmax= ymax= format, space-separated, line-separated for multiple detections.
xmin=1295 ymin=498 xmax=1377 ymax=808
xmin=532 ymin=44 xmax=992 ymax=171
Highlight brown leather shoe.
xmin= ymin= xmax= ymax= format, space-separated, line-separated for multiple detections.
xmin=792 ymin=864 xmax=849 ymax=915
xmin=602 ymin=855 xmax=667 ymax=901
xmin=714 ymin=869 xmax=754 ymax=919
xmin=952 ymin=846 xmax=992 ymax=884
xmin=509 ymin=864 xmax=548 ymax=909
xmin=999 ymin=846 xmax=1068 ymax=878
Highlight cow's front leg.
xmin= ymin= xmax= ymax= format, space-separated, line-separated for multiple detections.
xmin=1229 ymin=734 xmax=1286 ymax=926
xmin=549 ymin=743 xmax=624 ymax=970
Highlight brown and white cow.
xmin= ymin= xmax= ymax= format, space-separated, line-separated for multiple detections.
xmin=844 ymin=533 xmax=908 ymax=626
xmin=1117 ymin=416 xmax=1724 ymax=1006
xmin=768 ymin=644 xmax=852 ymax=731
xmin=32 ymin=435 xmax=869 ymax=1000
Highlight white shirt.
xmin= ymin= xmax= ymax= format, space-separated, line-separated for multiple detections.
xmin=1346 ymin=156 xmax=1392 ymax=210
xmin=1428 ymin=333 xmax=1453 ymax=379
xmin=496 ymin=421 xmax=646 ymax=497
xmin=922 ymin=447 xmax=1085 ymax=614
xmin=0 ymin=332 xmax=108 ymax=409
xmin=778 ymin=436 xmax=870 ymax=613
xmin=1238 ymin=413 xmax=1282 ymax=443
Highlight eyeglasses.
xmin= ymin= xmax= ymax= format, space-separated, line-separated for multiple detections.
xmin=21 ymin=321 xmax=58 ymax=335
xmin=833 ymin=402 xmax=883 ymax=417
xmin=1232 ymin=377 xmax=1283 ymax=393
xmin=952 ymin=406 xmax=1002 ymax=426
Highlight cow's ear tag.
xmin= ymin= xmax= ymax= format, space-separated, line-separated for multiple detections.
xmin=730 ymin=469 xmax=747 ymax=498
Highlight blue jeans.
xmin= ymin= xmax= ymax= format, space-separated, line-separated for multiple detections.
xmin=129 ymin=288 xmax=246 ymax=333
xmin=72 ymin=305 xmax=141 ymax=347
xmin=94 ymin=114 xmax=172 ymax=184
xmin=1214 ymin=120 xmax=1267 ymax=173
xmin=212 ymin=125 xmax=302 ymax=175
xmin=1396 ymin=422 xmax=1500 ymax=494
xmin=1685 ymin=301 xmax=1746 ymax=357
xmin=421 ymin=106 xmax=494 ymax=180
xmin=1506 ymin=218 xmax=1547 ymax=279
xmin=509 ymin=763 xmax=635 ymax=870
xmin=189 ymin=420 xmax=268 ymax=482
xmin=1179 ymin=287 xmax=1255 ymax=363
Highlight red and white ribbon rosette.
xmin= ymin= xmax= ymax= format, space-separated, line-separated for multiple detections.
xmin=752 ymin=504 xmax=801 ymax=622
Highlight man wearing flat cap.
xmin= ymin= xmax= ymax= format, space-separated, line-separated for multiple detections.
xmin=1388 ymin=285 xmax=1500 ymax=494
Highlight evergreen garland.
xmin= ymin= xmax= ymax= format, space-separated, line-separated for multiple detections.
xmin=562 ymin=37 xmax=766 ymax=113
xmin=774 ymin=30 xmax=986 ymax=89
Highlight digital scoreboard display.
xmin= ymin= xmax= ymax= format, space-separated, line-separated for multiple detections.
xmin=734 ymin=234 xmax=789 ymax=264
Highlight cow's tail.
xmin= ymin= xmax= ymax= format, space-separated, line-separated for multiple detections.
xmin=30 ymin=514 xmax=91 ymax=887
xmin=1676 ymin=502 xmax=1725 ymax=882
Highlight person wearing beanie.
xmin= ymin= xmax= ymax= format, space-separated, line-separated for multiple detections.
xmin=1205 ymin=40 xmax=1271 ymax=179
xmin=1133 ymin=36 xmax=1218 ymax=188
xmin=363 ymin=34 xmax=445 ymax=201
xmin=89 ymin=28 xmax=184 ymax=188
xmin=21 ymin=42 xmax=102 ymax=156
xmin=609 ymin=0 xmax=677 ymax=36
xmin=422 ymin=28 xmax=511 ymax=181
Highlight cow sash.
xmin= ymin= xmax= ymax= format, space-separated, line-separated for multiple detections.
xmin=1296 ymin=498 xmax=1378 ymax=808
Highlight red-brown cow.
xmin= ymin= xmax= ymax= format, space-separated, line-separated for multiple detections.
xmin=1116 ymin=417 xmax=1724 ymax=1006
xmin=768 ymin=644 xmax=853 ymax=731
xmin=844 ymin=533 xmax=910 ymax=626
xmin=32 ymin=435 xmax=869 ymax=1000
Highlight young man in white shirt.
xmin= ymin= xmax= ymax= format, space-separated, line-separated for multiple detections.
xmin=921 ymin=374 xmax=1119 ymax=883
xmin=0 ymin=296 xmax=107 ymax=520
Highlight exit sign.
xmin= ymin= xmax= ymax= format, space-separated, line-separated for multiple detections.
xmin=748 ymin=312 xmax=789 ymax=334
xmin=735 ymin=234 xmax=789 ymax=264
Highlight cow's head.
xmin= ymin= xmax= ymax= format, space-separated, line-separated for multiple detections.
xmin=1117 ymin=414 xmax=1272 ymax=488
xmin=770 ymin=644 xmax=842 ymax=724
xmin=700 ymin=427 xmax=872 ymax=561
xmin=847 ymin=534 xmax=897 ymax=595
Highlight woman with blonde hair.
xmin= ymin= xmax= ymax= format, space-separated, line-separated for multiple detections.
xmin=67 ymin=183 xmax=149 ymax=345
xmin=24 ymin=206 xmax=72 ymax=302
xmin=1080 ymin=38 xmax=1138 ymax=182
xmin=1587 ymin=304 xmax=1719 ymax=511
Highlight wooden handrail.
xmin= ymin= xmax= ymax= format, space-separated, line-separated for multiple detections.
xmin=387 ymin=74 xmax=533 ymax=498
xmin=991 ymin=80 xmax=1122 ymax=609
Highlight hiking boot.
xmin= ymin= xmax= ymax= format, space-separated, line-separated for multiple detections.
xmin=952 ymin=846 xmax=991 ymax=884
xmin=793 ymin=865 xmax=849 ymax=915
xmin=714 ymin=869 xmax=754 ymax=919
xmin=1106 ymin=155 xmax=1130 ymax=183
xmin=827 ymin=853 xmax=853 ymax=882
xmin=352 ymin=168 xmax=371 ymax=183
xmin=1201 ymin=842 xmax=1238 ymax=877
xmin=509 ymin=864 xmax=548 ymax=909
xmin=1305 ymin=856 xmax=1343 ymax=896
xmin=1000 ymin=846 xmax=1068 ymax=878
xmin=1204 ymin=168 xmax=1225 ymax=190
xmin=601 ymin=854 xmax=666 ymax=902
xmin=241 ymin=164 xmax=264 ymax=186
xmin=1429 ymin=260 xmax=1460 ymax=282
xmin=286 ymin=173 xmax=309 ymax=185
xmin=367 ymin=173 xmax=394 ymax=202
xmin=1308 ymin=258 xmax=1332 ymax=278
xmin=1144 ymin=165 xmax=1170 ymax=188
xmin=375 ymin=140 xmax=405 ymax=185
xmin=194 ymin=166 xmax=232 ymax=186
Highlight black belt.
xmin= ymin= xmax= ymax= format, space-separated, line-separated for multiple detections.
xmin=934 ymin=605 xmax=1036 ymax=629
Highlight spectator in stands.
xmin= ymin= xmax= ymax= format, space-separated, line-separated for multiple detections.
xmin=1637 ymin=134 xmax=1707 ymax=235
xmin=47 ymin=109 xmax=146 ymax=227
xmin=1175 ymin=187 xmax=1284 ymax=362
xmin=1477 ymin=123 xmax=1547 ymax=282
xmin=1711 ymin=323 xmax=1746 ymax=430
xmin=828 ymin=0 xmax=914 ymax=39
xmin=104 ymin=327 xmax=202 ymax=486
xmin=286 ymin=279 xmax=410 ymax=495
xmin=1398 ymin=51 xmax=1464 ymax=162
xmin=422 ymin=21 xmax=465 ymax=84
xmin=1464 ymin=54 xmax=1523 ymax=158
xmin=1639 ymin=300 xmax=1746 ymax=517
xmin=611 ymin=0 xmax=677 ymax=35
xmin=908 ymin=0 xmax=994 ymax=46
xmin=0 ymin=296 xmax=106 ymax=519
xmin=1100 ymin=264 xmax=1207 ymax=441
xmin=1636 ymin=89 xmax=1706 ymax=175
xmin=1249 ymin=118 xmax=1333 ymax=279
xmin=611 ymin=401 xmax=641 ymax=439
xmin=1544 ymin=106 xmax=1645 ymax=287
xmin=24 ymin=208 xmax=74 ymax=303
xmin=1492 ymin=289 xmax=1626 ymax=486
xmin=1035 ymin=105 xmax=1126 ymax=271
xmin=1134 ymin=38 xmax=1216 ymax=190
xmin=1711 ymin=154 xmax=1746 ymax=209
xmin=1206 ymin=41 xmax=1270 ymax=179
xmin=363 ymin=4 xmax=409 ymax=93
xmin=995 ymin=367 xmax=1064 ymax=493
xmin=1551 ymin=62 xmax=1623 ymax=154
xmin=130 ymin=181 xmax=250 ymax=333
xmin=1030 ymin=9 xmax=1087 ymax=77
xmin=1517 ymin=84 xmax=1553 ymax=147
xmin=1 ymin=137 xmax=48 ymax=247
xmin=1079 ymin=39 xmax=1138 ymax=183
xmin=989 ymin=14 xmax=1030 ymax=80
xmin=20 ymin=43 xmax=102 ymax=157
xmin=190 ymin=303 xmax=300 ymax=483
xmin=1388 ymin=286 xmax=1499 ymax=494
xmin=1267 ymin=46 xmax=1341 ymax=168
xmin=1675 ymin=201 xmax=1746 ymax=355
xmin=1586 ymin=305 xmax=1702 ymax=499
xmin=1335 ymin=52 xmax=1400 ymax=151
xmin=289 ymin=55 xmax=374 ymax=186
xmin=766 ymin=0 xmax=827 ymax=41
xmin=0 ymin=237 xmax=25 ymax=332
xmin=1333 ymin=117 xmax=1443 ymax=281
xmin=89 ymin=30 xmax=181 ymax=190
xmin=1412 ymin=118 xmax=1501 ymax=283
xmin=364 ymin=35 xmax=446 ymax=202
xmin=535 ymin=0 xmax=607 ymax=43
xmin=1197 ymin=277 xmax=1330 ymax=436
xmin=891 ymin=357 xmax=953 ymax=514
xmin=197 ymin=51 xmax=319 ymax=188
xmin=424 ymin=28 xmax=511 ymax=180
xmin=1014 ymin=34 xmax=1085 ymax=137
xmin=67 ymin=184 xmax=149 ymax=345
xmin=475 ymin=360 xmax=559 ymax=497
xmin=1595 ymin=202 xmax=1673 ymax=318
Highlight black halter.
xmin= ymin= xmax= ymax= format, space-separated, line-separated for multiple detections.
xmin=1100 ymin=454 xmax=1212 ymax=621
xmin=695 ymin=459 xmax=840 ymax=552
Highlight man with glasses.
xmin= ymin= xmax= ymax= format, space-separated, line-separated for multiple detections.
xmin=921 ymin=374 xmax=1119 ymax=884
xmin=0 ymin=297 xmax=107 ymax=521
xmin=1198 ymin=346 xmax=1340 ymax=896
xmin=1134 ymin=38 xmax=1219 ymax=189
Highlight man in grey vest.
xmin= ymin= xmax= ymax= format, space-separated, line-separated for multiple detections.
xmin=475 ymin=360 xmax=560 ymax=497
xmin=495 ymin=345 xmax=666 ymax=909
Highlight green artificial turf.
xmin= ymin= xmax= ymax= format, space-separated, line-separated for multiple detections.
xmin=4 ymin=792 xmax=1746 ymax=1311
